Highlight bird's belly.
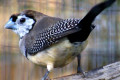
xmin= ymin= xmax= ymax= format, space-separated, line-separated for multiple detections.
xmin=27 ymin=38 xmax=87 ymax=68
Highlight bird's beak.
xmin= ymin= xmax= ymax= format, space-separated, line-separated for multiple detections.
xmin=4 ymin=19 xmax=16 ymax=29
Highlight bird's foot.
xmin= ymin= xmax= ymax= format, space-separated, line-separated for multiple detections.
xmin=77 ymin=66 xmax=86 ymax=77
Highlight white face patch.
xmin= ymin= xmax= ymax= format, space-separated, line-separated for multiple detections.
xmin=13 ymin=15 xmax=35 ymax=38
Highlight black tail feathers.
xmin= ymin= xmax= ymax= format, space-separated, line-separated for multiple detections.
xmin=68 ymin=0 xmax=116 ymax=42
xmin=79 ymin=0 xmax=116 ymax=28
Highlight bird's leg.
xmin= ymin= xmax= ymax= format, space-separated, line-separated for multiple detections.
xmin=41 ymin=64 xmax=53 ymax=80
xmin=77 ymin=54 xmax=85 ymax=77
xmin=41 ymin=70 xmax=50 ymax=80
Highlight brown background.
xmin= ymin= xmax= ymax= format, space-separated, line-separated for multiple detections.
xmin=0 ymin=0 xmax=120 ymax=80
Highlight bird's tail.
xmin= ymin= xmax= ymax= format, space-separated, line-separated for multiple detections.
xmin=68 ymin=0 xmax=116 ymax=42
xmin=78 ymin=0 xmax=116 ymax=28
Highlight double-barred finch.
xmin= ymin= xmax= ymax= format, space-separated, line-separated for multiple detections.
xmin=4 ymin=0 xmax=116 ymax=80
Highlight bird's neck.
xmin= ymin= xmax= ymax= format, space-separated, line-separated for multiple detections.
xmin=13 ymin=27 xmax=30 ymax=39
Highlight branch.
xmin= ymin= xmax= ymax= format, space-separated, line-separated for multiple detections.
xmin=52 ymin=61 xmax=120 ymax=80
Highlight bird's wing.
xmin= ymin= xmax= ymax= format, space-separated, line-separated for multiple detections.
xmin=25 ymin=18 xmax=82 ymax=55
xmin=25 ymin=0 xmax=116 ymax=56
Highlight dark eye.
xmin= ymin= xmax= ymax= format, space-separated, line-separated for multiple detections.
xmin=20 ymin=18 xmax=26 ymax=23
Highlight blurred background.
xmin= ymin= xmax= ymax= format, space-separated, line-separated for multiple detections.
xmin=0 ymin=0 xmax=120 ymax=80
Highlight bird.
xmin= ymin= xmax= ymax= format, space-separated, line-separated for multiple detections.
xmin=4 ymin=0 xmax=116 ymax=80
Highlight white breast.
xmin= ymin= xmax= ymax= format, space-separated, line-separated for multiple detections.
xmin=27 ymin=38 xmax=88 ymax=68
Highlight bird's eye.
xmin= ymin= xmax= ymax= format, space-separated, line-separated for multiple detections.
xmin=20 ymin=18 xmax=26 ymax=23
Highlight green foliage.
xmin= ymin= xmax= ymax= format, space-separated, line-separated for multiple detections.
xmin=117 ymin=0 xmax=120 ymax=6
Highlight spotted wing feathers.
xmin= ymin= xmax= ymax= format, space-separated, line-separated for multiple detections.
xmin=27 ymin=19 xmax=81 ymax=55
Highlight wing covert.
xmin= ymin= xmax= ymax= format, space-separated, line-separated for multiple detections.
xmin=26 ymin=19 xmax=81 ymax=55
